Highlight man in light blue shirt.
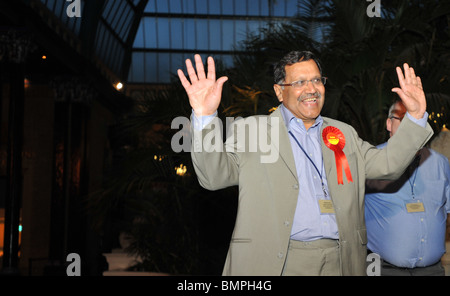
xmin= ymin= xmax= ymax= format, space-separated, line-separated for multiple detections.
xmin=365 ymin=99 xmax=450 ymax=276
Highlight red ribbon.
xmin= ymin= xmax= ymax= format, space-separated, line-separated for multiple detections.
xmin=322 ymin=126 xmax=353 ymax=185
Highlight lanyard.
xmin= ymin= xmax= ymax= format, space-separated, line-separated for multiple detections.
xmin=407 ymin=155 xmax=420 ymax=199
xmin=288 ymin=130 xmax=328 ymax=197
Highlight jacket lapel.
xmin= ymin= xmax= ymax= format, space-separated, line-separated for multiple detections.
xmin=268 ymin=108 xmax=297 ymax=181
xmin=320 ymin=118 xmax=335 ymax=178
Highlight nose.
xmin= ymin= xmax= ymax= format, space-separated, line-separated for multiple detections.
xmin=304 ymin=80 xmax=317 ymax=93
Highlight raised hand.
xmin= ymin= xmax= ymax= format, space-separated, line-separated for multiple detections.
xmin=177 ymin=54 xmax=228 ymax=116
xmin=391 ymin=63 xmax=426 ymax=120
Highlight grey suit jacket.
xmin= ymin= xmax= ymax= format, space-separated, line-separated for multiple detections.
xmin=191 ymin=106 xmax=433 ymax=275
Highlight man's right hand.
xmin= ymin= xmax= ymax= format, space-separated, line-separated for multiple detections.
xmin=177 ymin=54 xmax=228 ymax=116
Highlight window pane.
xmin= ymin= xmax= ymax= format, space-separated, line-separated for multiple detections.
xmin=221 ymin=0 xmax=233 ymax=15
xmin=170 ymin=18 xmax=183 ymax=49
xmin=145 ymin=52 xmax=158 ymax=82
xmin=144 ymin=18 xmax=157 ymax=48
xmin=209 ymin=20 xmax=221 ymax=50
xmin=222 ymin=20 xmax=234 ymax=51
xmin=209 ymin=0 xmax=221 ymax=14
xmin=169 ymin=0 xmax=182 ymax=13
xmin=157 ymin=18 xmax=170 ymax=48
xmin=157 ymin=53 xmax=171 ymax=82
xmin=248 ymin=0 xmax=260 ymax=16
xmin=183 ymin=18 xmax=196 ymax=50
xmin=156 ymin=0 xmax=169 ymax=13
xmin=195 ymin=0 xmax=207 ymax=14
xmin=195 ymin=19 xmax=208 ymax=50
xmin=234 ymin=0 xmax=246 ymax=15
xmin=144 ymin=0 xmax=156 ymax=12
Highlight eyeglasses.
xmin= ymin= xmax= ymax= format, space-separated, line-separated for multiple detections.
xmin=278 ymin=77 xmax=327 ymax=89
xmin=389 ymin=116 xmax=403 ymax=121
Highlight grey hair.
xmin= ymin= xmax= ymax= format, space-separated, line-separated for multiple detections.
xmin=274 ymin=51 xmax=323 ymax=84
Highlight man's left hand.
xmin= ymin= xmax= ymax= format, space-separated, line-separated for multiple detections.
xmin=391 ymin=63 xmax=426 ymax=120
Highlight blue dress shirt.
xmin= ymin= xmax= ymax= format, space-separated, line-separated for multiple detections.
xmin=280 ymin=105 xmax=339 ymax=241
xmin=365 ymin=143 xmax=450 ymax=268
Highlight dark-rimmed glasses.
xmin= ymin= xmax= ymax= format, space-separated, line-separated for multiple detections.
xmin=278 ymin=77 xmax=327 ymax=89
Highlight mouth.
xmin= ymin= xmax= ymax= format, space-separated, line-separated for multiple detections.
xmin=298 ymin=93 xmax=321 ymax=104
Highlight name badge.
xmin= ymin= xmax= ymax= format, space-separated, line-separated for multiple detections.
xmin=405 ymin=200 xmax=425 ymax=213
xmin=319 ymin=200 xmax=335 ymax=214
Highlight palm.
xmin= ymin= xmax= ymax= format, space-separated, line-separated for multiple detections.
xmin=392 ymin=63 xmax=426 ymax=119
xmin=178 ymin=54 xmax=228 ymax=116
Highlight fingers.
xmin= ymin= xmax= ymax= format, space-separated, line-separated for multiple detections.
xmin=179 ymin=54 xmax=216 ymax=83
xmin=177 ymin=69 xmax=191 ymax=90
xmin=207 ymin=56 xmax=216 ymax=81
xmin=213 ymin=76 xmax=229 ymax=97
xmin=195 ymin=54 xmax=206 ymax=80
xmin=186 ymin=58 xmax=198 ymax=83
xmin=396 ymin=66 xmax=405 ymax=89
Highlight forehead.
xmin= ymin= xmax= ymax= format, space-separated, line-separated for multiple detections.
xmin=285 ymin=60 xmax=321 ymax=79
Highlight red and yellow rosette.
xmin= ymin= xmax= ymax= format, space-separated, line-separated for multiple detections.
xmin=322 ymin=126 xmax=353 ymax=185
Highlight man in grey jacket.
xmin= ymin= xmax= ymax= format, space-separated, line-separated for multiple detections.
xmin=177 ymin=51 xmax=433 ymax=275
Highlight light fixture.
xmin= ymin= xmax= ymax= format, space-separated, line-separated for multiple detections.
xmin=115 ymin=82 xmax=123 ymax=91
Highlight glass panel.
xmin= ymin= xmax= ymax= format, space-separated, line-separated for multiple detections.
xmin=195 ymin=0 xmax=207 ymax=14
xmin=169 ymin=0 xmax=183 ymax=13
xmin=129 ymin=52 xmax=145 ymax=82
xmin=183 ymin=18 xmax=196 ymax=50
xmin=209 ymin=19 xmax=221 ymax=50
xmin=181 ymin=0 xmax=195 ymax=14
xmin=222 ymin=20 xmax=235 ymax=51
xmin=144 ymin=18 xmax=157 ymax=48
xmin=234 ymin=0 xmax=247 ymax=15
xmin=144 ymin=0 xmax=156 ymax=12
xmin=273 ymin=0 xmax=286 ymax=16
xmin=195 ymin=19 xmax=208 ymax=50
xmin=157 ymin=53 xmax=171 ymax=82
xmin=209 ymin=0 xmax=221 ymax=14
xmin=221 ymin=0 xmax=233 ymax=15
xmin=157 ymin=18 xmax=170 ymax=48
xmin=133 ymin=22 xmax=145 ymax=47
xmin=248 ymin=0 xmax=260 ymax=16
xmin=145 ymin=52 xmax=158 ymax=82
xmin=286 ymin=0 xmax=299 ymax=17
xmin=156 ymin=0 xmax=169 ymax=13
xmin=170 ymin=18 xmax=183 ymax=49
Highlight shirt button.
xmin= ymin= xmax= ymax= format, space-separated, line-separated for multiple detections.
xmin=421 ymin=239 xmax=425 ymax=242
xmin=293 ymin=184 xmax=299 ymax=189
xmin=277 ymin=252 xmax=284 ymax=259
xmin=284 ymin=221 xmax=290 ymax=227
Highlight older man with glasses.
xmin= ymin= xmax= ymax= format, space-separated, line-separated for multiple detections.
xmin=177 ymin=50 xmax=434 ymax=276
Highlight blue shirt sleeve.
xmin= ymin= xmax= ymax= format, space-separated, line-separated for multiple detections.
xmin=191 ymin=110 xmax=217 ymax=131
xmin=405 ymin=111 xmax=428 ymax=128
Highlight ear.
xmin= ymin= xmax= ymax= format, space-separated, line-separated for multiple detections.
xmin=273 ymin=84 xmax=283 ymax=102
xmin=386 ymin=118 xmax=392 ymax=133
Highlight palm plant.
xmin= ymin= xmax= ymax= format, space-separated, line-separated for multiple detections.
xmin=225 ymin=0 xmax=450 ymax=144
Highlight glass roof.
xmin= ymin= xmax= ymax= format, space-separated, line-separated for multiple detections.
xmin=37 ymin=0 xmax=304 ymax=85
xmin=129 ymin=0 xmax=301 ymax=84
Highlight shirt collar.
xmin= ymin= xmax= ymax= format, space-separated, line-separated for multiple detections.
xmin=280 ymin=104 xmax=323 ymax=132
